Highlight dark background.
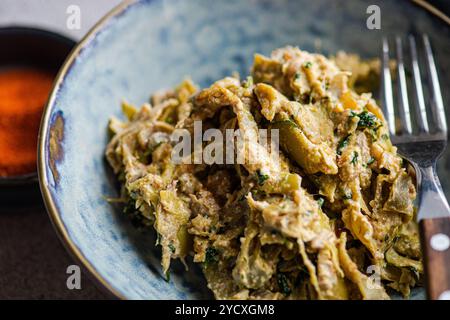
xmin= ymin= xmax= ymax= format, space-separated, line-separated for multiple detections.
xmin=431 ymin=0 xmax=450 ymax=15
xmin=0 ymin=201 xmax=108 ymax=299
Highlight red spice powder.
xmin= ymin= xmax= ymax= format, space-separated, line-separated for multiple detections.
xmin=0 ymin=68 xmax=54 ymax=177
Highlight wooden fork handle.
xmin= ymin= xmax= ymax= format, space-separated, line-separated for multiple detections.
xmin=420 ymin=216 xmax=450 ymax=300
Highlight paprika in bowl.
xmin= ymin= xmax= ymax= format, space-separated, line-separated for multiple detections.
xmin=0 ymin=27 xmax=75 ymax=186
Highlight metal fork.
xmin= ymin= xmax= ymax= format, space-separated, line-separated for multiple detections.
xmin=382 ymin=35 xmax=450 ymax=300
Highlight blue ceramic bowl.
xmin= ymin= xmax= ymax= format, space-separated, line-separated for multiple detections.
xmin=39 ymin=0 xmax=450 ymax=299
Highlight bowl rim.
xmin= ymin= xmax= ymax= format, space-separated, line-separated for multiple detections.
xmin=38 ymin=0 xmax=137 ymax=300
xmin=37 ymin=0 xmax=450 ymax=301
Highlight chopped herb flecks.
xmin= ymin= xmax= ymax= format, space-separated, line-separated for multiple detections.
xmin=277 ymin=273 xmax=292 ymax=296
xmin=256 ymin=170 xmax=269 ymax=186
xmin=337 ymin=135 xmax=350 ymax=155
xmin=355 ymin=111 xmax=378 ymax=129
xmin=350 ymin=151 xmax=359 ymax=165
xmin=304 ymin=62 xmax=312 ymax=69
xmin=166 ymin=116 xmax=175 ymax=124
xmin=168 ymin=243 xmax=176 ymax=254
xmin=317 ymin=197 xmax=325 ymax=207
xmin=294 ymin=72 xmax=301 ymax=81
xmin=204 ymin=247 xmax=219 ymax=266
xmin=367 ymin=157 xmax=375 ymax=165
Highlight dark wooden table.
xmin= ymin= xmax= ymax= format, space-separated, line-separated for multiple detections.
xmin=0 ymin=189 xmax=108 ymax=299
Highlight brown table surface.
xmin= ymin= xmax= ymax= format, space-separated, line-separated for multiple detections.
xmin=0 ymin=189 xmax=108 ymax=299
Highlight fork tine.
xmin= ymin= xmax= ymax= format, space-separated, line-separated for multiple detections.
xmin=382 ymin=38 xmax=396 ymax=135
xmin=395 ymin=37 xmax=412 ymax=135
xmin=409 ymin=35 xmax=429 ymax=133
xmin=423 ymin=34 xmax=447 ymax=133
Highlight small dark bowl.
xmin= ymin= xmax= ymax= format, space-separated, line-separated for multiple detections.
xmin=0 ymin=27 xmax=75 ymax=203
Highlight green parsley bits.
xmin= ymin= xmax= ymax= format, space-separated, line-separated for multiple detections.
xmin=256 ymin=170 xmax=269 ymax=186
xmin=277 ymin=273 xmax=292 ymax=295
xmin=337 ymin=135 xmax=350 ymax=155
xmin=204 ymin=247 xmax=219 ymax=266
xmin=317 ymin=197 xmax=325 ymax=207
xmin=356 ymin=111 xmax=378 ymax=129
xmin=350 ymin=151 xmax=359 ymax=165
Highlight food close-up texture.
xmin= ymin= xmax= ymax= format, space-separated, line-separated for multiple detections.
xmin=106 ymin=47 xmax=421 ymax=300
